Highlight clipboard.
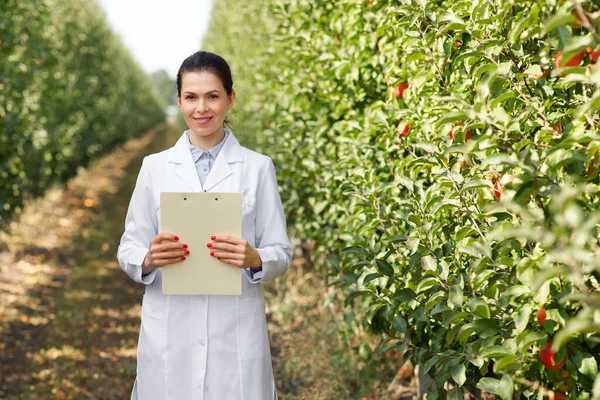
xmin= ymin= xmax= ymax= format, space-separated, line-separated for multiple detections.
xmin=160 ymin=192 xmax=242 ymax=295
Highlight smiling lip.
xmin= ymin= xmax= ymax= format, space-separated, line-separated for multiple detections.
xmin=193 ymin=116 xmax=212 ymax=125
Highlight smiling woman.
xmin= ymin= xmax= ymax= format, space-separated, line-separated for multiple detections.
xmin=177 ymin=70 xmax=235 ymax=149
xmin=117 ymin=51 xmax=293 ymax=400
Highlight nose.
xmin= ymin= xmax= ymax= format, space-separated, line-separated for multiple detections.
xmin=196 ymin=99 xmax=208 ymax=113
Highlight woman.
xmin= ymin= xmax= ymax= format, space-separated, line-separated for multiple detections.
xmin=118 ymin=51 xmax=292 ymax=400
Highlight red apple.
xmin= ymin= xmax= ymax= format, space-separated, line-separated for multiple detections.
xmin=493 ymin=180 xmax=502 ymax=199
xmin=555 ymin=50 xmax=585 ymax=68
xmin=457 ymin=159 xmax=467 ymax=167
xmin=537 ymin=308 xmax=546 ymax=326
xmin=398 ymin=121 xmax=410 ymax=137
xmin=590 ymin=50 xmax=600 ymax=63
xmin=394 ymin=82 xmax=409 ymax=99
xmin=449 ymin=125 xmax=470 ymax=141
xmin=455 ymin=41 xmax=462 ymax=47
xmin=540 ymin=343 xmax=567 ymax=370
xmin=552 ymin=123 xmax=562 ymax=136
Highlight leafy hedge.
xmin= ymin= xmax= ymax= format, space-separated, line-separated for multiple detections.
xmin=0 ymin=0 xmax=164 ymax=228
xmin=206 ymin=0 xmax=600 ymax=398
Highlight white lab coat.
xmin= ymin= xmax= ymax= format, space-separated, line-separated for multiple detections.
xmin=117 ymin=131 xmax=292 ymax=400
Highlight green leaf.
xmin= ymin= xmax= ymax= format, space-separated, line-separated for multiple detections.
xmin=342 ymin=246 xmax=368 ymax=257
xmin=518 ymin=331 xmax=546 ymax=352
xmin=477 ymin=375 xmax=513 ymax=400
xmin=479 ymin=346 xmax=513 ymax=359
xmin=421 ymin=255 xmax=436 ymax=271
xmin=508 ymin=15 xmax=530 ymax=43
xmin=467 ymin=298 xmax=491 ymax=319
xmin=514 ymin=305 xmax=532 ymax=333
xmin=531 ymin=266 xmax=570 ymax=291
xmin=363 ymin=273 xmax=381 ymax=285
xmin=480 ymin=154 xmax=518 ymax=167
xmin=394 ymin=288 xmax=417 ymax=302
xmin=388 ymin=235 xmax=408 ymax=243
xmin=375 ymin=259 xmax=394 ymax=277
xmin=436 ymin=111 xmax=469 ymax=127
xmin=423 ymin=354 xmax=441 ymax=374
xmin=392 ymin=316 xmax=408 ymax=333
xmin=494 ymin=355 xmax=520 ymax=373
xmin=575 ymin=352 xmax=599 ymax=380
xmin=542 ymin=11 xmax=574 ymax=34
xmin=473 ymin=63 xmax=498 ymax=79
xmin=592 ymin=374 xmax=600 ymax=400
xmin=344 ymin=290 xmax=372 ymax=306
xmin=417 ymin=277 xmax=438 ymax=293
xmin=460 ymin=179 xmax=494 ymax=193
xmin=449 ymin=284 xmax=463 ymax=309
xmin=450 ymin=364 xmax=467 ymax=387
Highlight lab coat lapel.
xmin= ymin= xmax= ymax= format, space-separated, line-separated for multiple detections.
xmin=168 ymin=132 xmax=202 ymax=192
xmin=203 ymin=132 xmax=243 ymax=192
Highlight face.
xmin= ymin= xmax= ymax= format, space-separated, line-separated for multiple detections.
xmin=176 ymin=71 xmax=235 ymax=140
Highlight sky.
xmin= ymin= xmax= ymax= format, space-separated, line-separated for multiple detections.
xmin=97 ymin=0 xmax=214 ymax=77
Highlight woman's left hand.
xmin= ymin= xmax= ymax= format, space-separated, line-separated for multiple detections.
xmin=207 ymin=235 xmax=263 ymax=270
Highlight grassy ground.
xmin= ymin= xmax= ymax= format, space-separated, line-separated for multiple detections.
xmin=0 ymin=123 xmax=415 ymax=399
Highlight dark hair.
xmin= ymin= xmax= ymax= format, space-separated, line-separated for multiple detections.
xmin=176 ymin=51 xmax=234 ymax=97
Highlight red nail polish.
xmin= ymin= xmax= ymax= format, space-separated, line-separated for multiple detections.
xmin=185 ymin=250 xmax=190 ymax=255
xmin=174 ymin=236 xmax=179 ymax=241
xmin=183 ymin=244 xmax=188 ymax=249
xmin=207 ymin=243 xmax=212 ymax=248
xmin=211 ymin=236 xmax=216 ymax=240
xmin=181 ymin=256 xmax=186 ymax=260
xmin=210 ymin=251 xmax=215 ymax=256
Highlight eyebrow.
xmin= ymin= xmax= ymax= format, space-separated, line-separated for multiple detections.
xmin=183 ymin=90 xmax=221 ymax=95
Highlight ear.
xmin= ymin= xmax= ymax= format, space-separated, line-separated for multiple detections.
xmin=227 ymin=90 xmax=236 ymax=112
xmin=176 ymin=94 xmax=182 ymax=108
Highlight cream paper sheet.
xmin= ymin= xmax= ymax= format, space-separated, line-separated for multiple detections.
xmin=160 ymin=192 xmax=242 ymax=295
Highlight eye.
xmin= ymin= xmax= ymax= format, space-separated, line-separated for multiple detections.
xmin=209 ymin=94 xmax=219 ymax=99
xmin=186 ymin=95 xmax=195 ymax=100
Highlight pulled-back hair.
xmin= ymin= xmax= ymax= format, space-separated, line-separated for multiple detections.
xmin=176 ymin=51 xmax=234 ymax=96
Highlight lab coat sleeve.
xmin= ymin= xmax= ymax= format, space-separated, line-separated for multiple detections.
xmin=245 ymin=158 xmax=292 ymax=283
xmin=117 ymin=157 xmax=159 ymax=285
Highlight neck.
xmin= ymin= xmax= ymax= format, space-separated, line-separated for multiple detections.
xmin=189 ymin=128 xmax=225 ymax=151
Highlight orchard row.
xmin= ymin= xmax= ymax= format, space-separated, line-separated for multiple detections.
xmin=0 ymin=0 xmax=164 ymax=228
xmin=205 ymin=0 xmax=600 ymax=398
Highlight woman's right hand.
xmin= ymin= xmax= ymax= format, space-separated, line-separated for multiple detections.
xmin=142 ymin=232 xmax=189 ymax=275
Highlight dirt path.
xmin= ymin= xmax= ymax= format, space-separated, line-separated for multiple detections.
xmin=0 ymin=124 xmax=415 ymax=399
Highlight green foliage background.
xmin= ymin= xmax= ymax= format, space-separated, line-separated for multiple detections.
xmin=0 ymin=0 xmax=164 ymax=228
xmin=205 ymin=0 xmax=600 ymax=398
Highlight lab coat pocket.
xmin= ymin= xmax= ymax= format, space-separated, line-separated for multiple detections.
xmin=137 ymin=311 xmax=168 ymax=396
xmin=141 ymin=275 xmax=168 ymax=318
xmin=238 ymin=309 xmax=270 ymax=361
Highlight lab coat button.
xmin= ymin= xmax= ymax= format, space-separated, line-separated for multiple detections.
xmin=200 ymin=296 xmax=206 ymax=301
xmin=198 ymin=339 xmax=205 ymax=346
xmin=205 ymin=386 xmax=209 ymax=392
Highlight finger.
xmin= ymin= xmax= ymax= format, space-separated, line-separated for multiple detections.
xmin=154 ymin=256 xmax=187 ymax=267
xmin=212 ymin=235 xmax=246 ymax=245
xmin=152 ymin=232 xmax=180 ymax=244
xmin=211 ymin=250 xmax=244 ymax=260
xmin=153 ymin=242 xmax=188 ymax=253
xmin=216 ymin=258 xmax=245 ymax=269
xmin=207 ymin=242 xmax=243 ymax=253
xmin=152 ymin=249 xmax=189 ymax=260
